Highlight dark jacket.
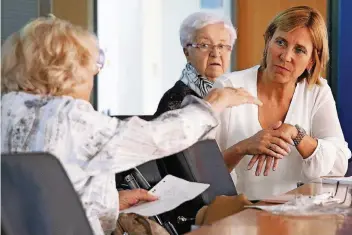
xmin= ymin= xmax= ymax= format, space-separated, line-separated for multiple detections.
xmin=154 ymin=80 xmax=200 ymax=118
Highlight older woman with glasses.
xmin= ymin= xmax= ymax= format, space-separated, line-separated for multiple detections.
xmin=154 ymin=11 xmax=237 ymax=117
xmin=1 ymin=16 xmax=261 ymax=235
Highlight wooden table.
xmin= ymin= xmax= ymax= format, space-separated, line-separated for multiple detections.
xmin=187 ymin=183 xmax=352 ymax=235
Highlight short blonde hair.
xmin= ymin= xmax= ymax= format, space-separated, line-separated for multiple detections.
xmin=1 ymin=15 xmax=98 ymax=95
xmin=261 ymin=6 xmax=329 ymax=86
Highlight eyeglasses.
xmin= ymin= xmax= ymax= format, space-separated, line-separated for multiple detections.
xmin=187 ymin=43 xmax=232 ymax=53
xmin=96 ymin=48 xmax=105 ymax=73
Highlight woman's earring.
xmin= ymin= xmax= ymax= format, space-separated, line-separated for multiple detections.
xmin=307 ymin=69 xmax=311 ymax=76
xmin=304 ymin=68 xmax=311 ymax=78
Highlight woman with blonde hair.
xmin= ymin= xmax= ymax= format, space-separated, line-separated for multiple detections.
xmin=1 ymin=16 xmax=261 ymax=234
xmin=214 ymin=6 xmax=351 ymax=200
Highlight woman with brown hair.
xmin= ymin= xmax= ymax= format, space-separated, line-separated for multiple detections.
xmin=214 ymin=6 xmax=351 ymax=200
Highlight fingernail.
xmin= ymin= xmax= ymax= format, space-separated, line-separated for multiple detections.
xmin=273 ymin=167 xmax=277 ymax=171
xmin=288 ymin=148 xmax=291 ymax=153
xmin=264 ymin=172 xmax=268 ymax=176
xmin=278 ymin=154 xmax=284 ymax=159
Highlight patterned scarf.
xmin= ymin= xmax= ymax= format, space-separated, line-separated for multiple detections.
xmin=179 ymin=63 xmax=214 ymax=98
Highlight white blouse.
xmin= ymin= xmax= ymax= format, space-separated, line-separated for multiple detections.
xmin=213 ymin=65 xmax=351 ymax=200
xmin=1 ymin=92 xmax=219 ymax=235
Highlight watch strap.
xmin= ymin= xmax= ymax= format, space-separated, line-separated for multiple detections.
xmin=293 ymin=124 xmax=306 ymax=146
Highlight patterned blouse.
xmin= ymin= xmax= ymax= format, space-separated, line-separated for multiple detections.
xmin=1 ymin=92 xmax=219 ymax=235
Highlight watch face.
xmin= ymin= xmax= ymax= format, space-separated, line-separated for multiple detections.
xmin=295 ymin=125 xmax=306 ymax=134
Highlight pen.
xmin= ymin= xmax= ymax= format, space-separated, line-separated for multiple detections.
xmin=334 ymin=181 xmax=340 ymax=197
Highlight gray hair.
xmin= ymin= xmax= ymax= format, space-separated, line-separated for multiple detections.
xmin=179 ymin=12 xmax=237 ymax=48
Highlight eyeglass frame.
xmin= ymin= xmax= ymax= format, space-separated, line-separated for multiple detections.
xmin=186 ymin=43 xmax=232 ymax=53
xmin=96 ymin=48 xmax=105 ymax=73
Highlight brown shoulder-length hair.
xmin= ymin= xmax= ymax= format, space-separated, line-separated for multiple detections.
xmin=261 ymin=6 xmax=329 ymax=86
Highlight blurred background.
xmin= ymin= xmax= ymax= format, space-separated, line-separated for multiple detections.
xmin=2 ymin=0 xmax=351 ymax=167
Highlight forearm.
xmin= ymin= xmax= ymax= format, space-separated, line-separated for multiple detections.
xmin=84 ymin=96 xmax=219 ymax=175
xmin=296 ymin=135 xmax=318 ymax=159
xmin=223 ymin=141 xmax=246 ymax=171
xmin=152 ymin=96 xmax=219 ymax=155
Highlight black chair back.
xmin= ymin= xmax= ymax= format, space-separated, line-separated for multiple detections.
xmin=162 ymin=139 xmax=236 ymax=224
xmin=1 ymin=152 xmax=94 ymax=235
xmin=165 ymin=139 xmax=237 ymax=203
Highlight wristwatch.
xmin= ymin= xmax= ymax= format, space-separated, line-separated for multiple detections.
xmin=293 ymin=124 xmax=306 ymax=146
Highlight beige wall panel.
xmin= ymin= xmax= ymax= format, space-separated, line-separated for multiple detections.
xmin=235 ymin=0 xmax=327 ymax=70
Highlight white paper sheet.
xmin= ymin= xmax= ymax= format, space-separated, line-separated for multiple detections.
xmin=245 ymin=204 xmax=300 ymax=213
xmin=320 ymin=177 xmax=352 ymax=185
xmin=245 ymin=192 xmax=341 ymax=215
xmin=120 ymin=175 xmax=210 ymax=216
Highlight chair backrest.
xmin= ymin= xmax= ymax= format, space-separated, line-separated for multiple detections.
xmin=1 ymin=152 xmax=94 ymax=235
xmin=116 ymin=115 xmax=155 ymax=121
xmin=159 ymin=139 xmax=237 ymax=233
xmin=162 ymin=139 xmax=237 ymax=204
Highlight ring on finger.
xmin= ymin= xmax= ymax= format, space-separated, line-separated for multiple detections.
xmin=268 ymin=143 xmax=274 ymax=150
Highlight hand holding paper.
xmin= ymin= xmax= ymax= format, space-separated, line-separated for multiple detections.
xmin=121 ymin=175 xmax=210 ymax=216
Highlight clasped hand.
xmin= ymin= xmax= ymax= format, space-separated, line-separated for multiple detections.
xmin=243 ymin=121 xmax=298 ymax=176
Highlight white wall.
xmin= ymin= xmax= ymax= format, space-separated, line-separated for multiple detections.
xmin=97 ymin=0 xmax=143 ymax=115
xmin=97 ymin=0 xmax=232 ymax=115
